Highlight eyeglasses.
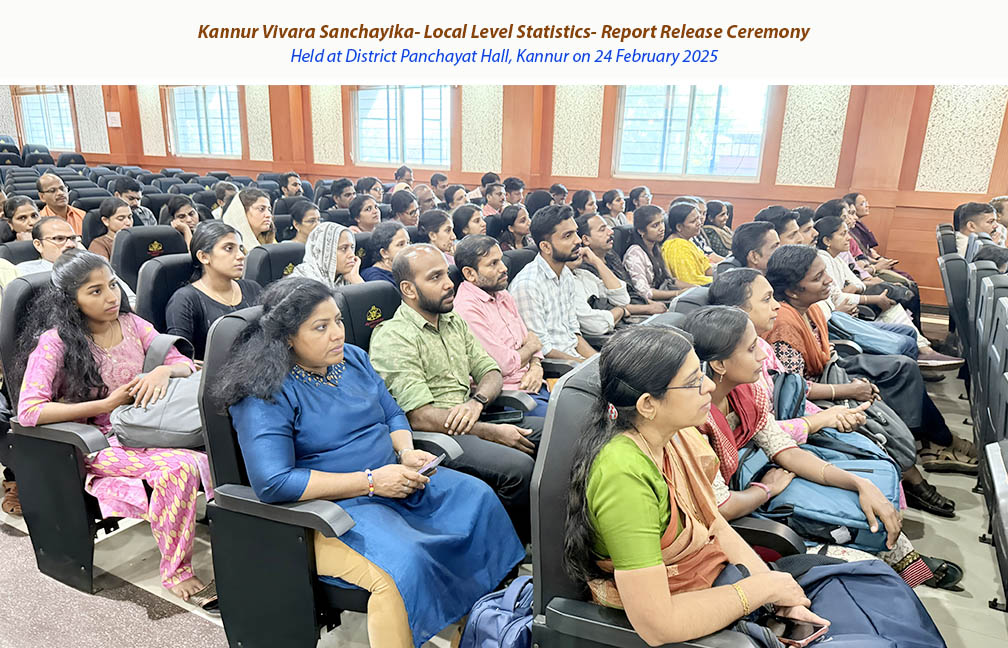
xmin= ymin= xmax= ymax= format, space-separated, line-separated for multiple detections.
xmin=40 ymin=185 xmax=67 ymax=194
xmin=42 ymin=234 xmax=81 ymax=245
xmin=664 ymin=361 xmax=709 ymax=394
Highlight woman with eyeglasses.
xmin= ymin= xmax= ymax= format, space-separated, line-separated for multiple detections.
xmin=390 ymin=190 xmax=419 ymax=227
xmin=88 ymin=197 xmax=134 ymax=261
xmin=222 ymin=188 xmax=276 ymax=252
xmin=289 ymin=200 xmax=321 ymax=244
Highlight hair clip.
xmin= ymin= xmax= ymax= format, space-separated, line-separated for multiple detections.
xmin=606 ymin=403 xmax=618 ymax=421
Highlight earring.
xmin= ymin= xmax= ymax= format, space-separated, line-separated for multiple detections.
xmin=717 ymin=373 xmax=724 ymax=384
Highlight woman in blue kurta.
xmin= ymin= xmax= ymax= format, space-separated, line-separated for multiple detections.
xmin=219 ymin=277 xmax=524 ymax=648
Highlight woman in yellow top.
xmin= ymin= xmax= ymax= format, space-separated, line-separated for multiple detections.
xmin=661 ymin=202 xmax=712 ymax=286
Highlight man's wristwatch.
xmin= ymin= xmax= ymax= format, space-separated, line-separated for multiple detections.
xmin=471 ymin=392 xmax=489 ymax=407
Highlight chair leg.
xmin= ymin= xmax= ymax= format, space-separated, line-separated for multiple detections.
xmin=14 ymin=434 xmax=97 ymax=593
xmin=208 ymin=503 xmax=325 ymax=648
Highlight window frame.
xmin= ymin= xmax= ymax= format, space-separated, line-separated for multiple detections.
xmin=162 ymin=84 xmax=246 ymax=160
xmin=350 ymin=84 xmax=453 ymax=170
xmin=612 ymin=84 xmax=772 ymax=183
xmin=10 ymin=85 xmax=81 ymax=152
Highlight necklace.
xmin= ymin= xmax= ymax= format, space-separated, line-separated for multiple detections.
xmin=197 ymin=279 xmax=240 ymax=306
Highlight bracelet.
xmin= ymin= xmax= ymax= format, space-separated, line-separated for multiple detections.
xmin=829 ymin=385 xmax=836 ymax=400
xmin=749 ymin=482 xmax=772 ymax=501
xmin=365 ymin=469 xmax=375 ymax=497
xmin=731 ymin=583 xmax=751 ymax=616
xmin=396 ymin=448 xmax=413 ymax=463
xmin=799 ymin=416 xmax=811 ymax=431
xmin=820 ymin=463 xmax=829 ymax=485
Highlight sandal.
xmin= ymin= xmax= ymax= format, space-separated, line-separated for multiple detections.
xmin=921 ymin=556 xmax=964 ymax=591
xmin=1 ymin=481 xmax=21 ymax=516
xmin=188 ymin=580 xmax=220 ymax=615
xmin=904 ymin=479 xmax=956 ymax=517
xmin=920 ymin=441 xmax=978 ymax=474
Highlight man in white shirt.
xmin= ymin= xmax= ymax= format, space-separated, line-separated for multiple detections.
xmin=954 ymin=201 xmax=998 ymax=257
xmin=567 ymin=247 xmax=630 ymax=336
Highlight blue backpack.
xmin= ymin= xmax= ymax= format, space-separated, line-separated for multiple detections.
xmin=731 ymin=373 xmax=901 ymax=552
xmin=459 ymin=575 xmax=533 ymax=648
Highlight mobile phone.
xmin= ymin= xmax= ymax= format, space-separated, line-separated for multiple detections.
xmin=419 ymin=453 xmax=446 ymax=476
xmin=768 ymin=615 xmax=828 ymax=647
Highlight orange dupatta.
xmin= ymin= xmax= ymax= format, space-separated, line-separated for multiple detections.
xmin=765 ymin=302 xmax=831 ymax=378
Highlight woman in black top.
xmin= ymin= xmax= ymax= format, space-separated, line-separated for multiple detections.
xmin=165 ymin=220 xmax=262 ymax=359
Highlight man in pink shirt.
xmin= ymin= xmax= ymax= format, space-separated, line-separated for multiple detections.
xmin=453 ymin=234 xmax=550 ymax=417
xmin=481 ymin=182 xmax=506 ymax=217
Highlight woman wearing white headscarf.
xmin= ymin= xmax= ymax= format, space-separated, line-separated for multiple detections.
xmin=290 ymin=222 xmax=363 ymax=288
xmin=222 ymin=188 xmax=277 ymax=252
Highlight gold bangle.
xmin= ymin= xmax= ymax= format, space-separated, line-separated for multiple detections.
xmin=829 ymin=385 xmax=836 ymax=400
xmin=731 ymin=583 xmax=750 ymax=616
xmin=820 ymin=463 xmax=829 ymax=484
xmin=800 ymin=416 xmax=811 ymax=430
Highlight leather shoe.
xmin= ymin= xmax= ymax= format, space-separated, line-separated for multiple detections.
xmin=904 ymin=479 xmax=956 ymax=517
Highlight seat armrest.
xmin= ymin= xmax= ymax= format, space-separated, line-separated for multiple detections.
xmin=412 ymin=431 xmax=464 ymax=460
xmin=833 ymin=339 xmax=863 ymax=358
xmin=213 ymin=483 xmax=354 ymax=538
xmin=730 ymin=516 xmax=805 ymax=557
xmin=856 ymin=305 xmax=876 ymax=321
xmin=541 ymin=358 xmax=577 ymax=378
xmin=544 ymin=597 xmax=758 ymax=647
xmin=494 ymin=390 xmax=535 ymax=412
xmin=11 ymin=418 xmax=110 ymax=455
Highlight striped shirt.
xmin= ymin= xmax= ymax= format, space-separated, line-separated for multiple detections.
xmin=509 ymin=254 xmax=581 ymax=357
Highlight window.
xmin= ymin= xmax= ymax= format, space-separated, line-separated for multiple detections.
xmin=616 ymin=85 xmax=770 ymax=179
xmin=354 ymin=85 xmax=451 ymax=167
xmin=14 ymin=86 xmax=76 ymax=150
xmin=167 ymin=85 xmax=243 ymax=157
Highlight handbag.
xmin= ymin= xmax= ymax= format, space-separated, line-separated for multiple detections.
xmin=110 ymin=334 xmax=204 ymax=449
xmin=459 ymin=575 xmax=533 ymax=648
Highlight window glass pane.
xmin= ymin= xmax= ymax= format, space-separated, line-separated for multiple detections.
xmin=617 ymin=85 xmax=769 ymax=178
xmin=19 ymin=91 xmax=75 ymax=150
xmin=356 ymin=85 xmax=451 ymax=167
xmin=169 ymin=85 xmax=242 ymax=157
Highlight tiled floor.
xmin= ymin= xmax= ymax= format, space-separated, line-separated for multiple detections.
xmin=1 ymin=327 xmax=1006 ymax=646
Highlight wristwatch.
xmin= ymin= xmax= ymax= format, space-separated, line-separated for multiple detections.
xmin=471 ymin=392 xmax=489 ymax=407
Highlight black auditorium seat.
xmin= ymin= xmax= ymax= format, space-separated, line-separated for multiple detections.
xmin=135 ymin=253 xmax=194 ymax=333
xmin=243 ymin=242 xmax=305 ymax=288
xmin=110 ymin=225 xmax=188 ymax=291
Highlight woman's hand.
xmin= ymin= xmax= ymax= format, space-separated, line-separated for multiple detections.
xmin=128 ymin=366 xmax=173 ymax=408
xmin=856 ymin=479 xmax=901 ymax=549
xmin=819 ymin=401 xmax=869 ymax=432
xmin=398 ymin=448 xmax=436 ymax=473
xmin=761 ymin=468 xmax=795 ymax=497
xmin=345 ymin=254 xmax=363 ymax=283
xmin=746 ymin=572 xmax=811 ymax=609
xmin=102 ymin=377 xmax=140 ymax=411
xmin=371 ymin=464 xmax=429 ymax=498
xmin=844 ymin=379 xmax=878 ymax=402
xmin=15 ymin=231 xmax=32 ymax=241
xmin=776 ymin=605 xmax=830 ymax=628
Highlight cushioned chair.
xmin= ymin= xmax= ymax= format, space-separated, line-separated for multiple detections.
xmin=405 ymin=225 xmax=422 ymax=243
xmin=255 ymin=180 xmax=280 ymax=202
xmin=175 ymin=172 xmax=198 ymax=184
xmin=55 ymin=152 xmax=85 ymax=167
xmin=72 ymin=196 xmax=109 ymax=215
xmin=670 ymin=286 xmax=710 ymax=314
xmin=611 ymin=225 xmax=635 ymax=261
xmin=5 ymin=181 xmax=39 ymax=194
xmin=0 ymin=135 xmax=15 ymax=145
xmin=68 ymin=187 xmax=111 ymax=202
xmin=81 ymin=210 xmax=106 ymax=249
xmin=0 ymin=240 xmax=40 ymax=265
xmin=273 ymin=195 xmax=310 ymax=215
xmin=316 ymin=195 xmax=335 ymax=213
xmin=154 ymin=177 xmax=184 ymax=192
xmin=256 ymin=172 xmax=282 ymax=184
xmin=322 ymin=208 xmax=352 ymax=227
xmin=134 ymin=253 xmax=194 ymax=333
xmin=193 ymin=190 xmax=218 ymax=211
xmin=378 ymin=204 xmax=391 ymax=221
xmin=714 ymin=256 xmax=743 ymax=278
xmin=140 ymin=184 xmax=159 ymax=194
xmin=273 ymin=214 xmax=294 ymax=242
xmin=1 ymin=273 xmax=153 ymax=593
xmin=503 ymin=247 xmax=538 ymax=285
xmin=160 ymin=168 xmax=184 ymax=177
xmin=0 ymin=141 xmax=18 ymax=154
xmin=301 ymin=183 xmax=314 ymax=202
xmin=243 ymin=242 xmax=305 ymax=288
xmin=137 ymin=172 xmax=164 ymax=186
xmin=110 ymin=226 xmax=188 ymax=291
xmin=168 ymin=183 xmax=205 ymax=196
xmin=485 ymin=214 xmax=503 ymax=240
xmin=981 ymin=297 xmax=1008 ymax=511
xmin=0 ymin=152 xmax=22 ymax=167
xmin=968 ymin=262 xmax=1001 ymax=420
xmin=207 ymin=171 xmax=231 ymax=181
xmin=936 ymin=224 xmax=957 ymax=257
xmin=529 ymin=352 xmax=805 ymax=648
xmin=354 ymin=231 xmax=372 ymax=267
xmin=121 ymin=167 xmax=146 ymax=178
xmin=32 ymin=164 xmax=57 ymax=176
xmin=141 ymin=193 xmax=174 ymax=220
xmin=938 ymin=253 xmax=969 ymax=349
xmin=192 ymin=176 xmax=218 ymax=190
xmin=87 ymin=167 xmax=113 ymax=183
xmin=227 ymin=175 xmax=254 ymax=187
xmin=23 ymin=153 xmax=54 ymax=167
xmin=64 ymin=179 xmax=95 ymax=191
xmin=199 ymin=305 xmax=462 ymax=647
xmin=22 ymin=144 xmax=49 ymax=158
xmin=976 ymin=276 xmax=1008 ymax=452
xmin=0 ymin=167 xmax=36 ymax=180
xmin=97 ymin=174 xmax=127 ymax=191
xmin=966 ymin=232 xmax=994 ymax=264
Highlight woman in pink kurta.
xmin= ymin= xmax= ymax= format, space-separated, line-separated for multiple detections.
xmin=14 ymin=250 xmax=215 ymax=605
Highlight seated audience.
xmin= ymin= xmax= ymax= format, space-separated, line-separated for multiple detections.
xmin=764 ymin=245 xmax=975 ymax=515
xmin=443 ymin=184 xmax=468 ymax=211
xmin=467 ymin=172 xmax=500 ymax=201
xmin=394 ymin=164 xmax=414 ymax=185
xmin=14 ymin=250 xmax=214 ymax=606
xmin=571 ymin=189 xmax=597 ymax=217
xmin=289 ymin=200 xmax=321 ymax=243
xmin=37 ymin=172 xmax=84 ymax=235
xmin=211 ymin=181 xmax=238 ymax=219
xmin=160 ymin=195 xmax=201 ymax=249
xmin=356 ymin=176 xmax=384 ymax=202
xmin=166 ymin=221 xmax=262 ymax=360
xmin=2 ymin=195 xmax=40 ymax=243
xmin=279 ymin=172 xmax=303 ymax=198
xmin=497 ymin=204 xmax=533 ymax=251
xmin=223 ymin=188 xmax=276 ymax=251
xmin=417 ymin=209 xmax=456 ymax=263
xmin=221 ymin=277 xmax=522 ymax=648
xmin=453 ymin=235 xmax=550 ymax=418
xmin=430 ymin=173 xmax=449 ymax=202
xmin=672 ymin=196 xmax=720 ymax=261
xmin=793 ymin=206 xmax=816 ymax=246
xmin=598 ymin=189 xmax=628 ymax=227
xmin=842 ymin=192 xmax=918 ymax=285
xmin=482 ymin=182 xmax=506 ymax=217
xmin=990 ymin=195 xmax=1008 ymax=245
xmin=510 ymin=204 xmax=597 ymax=362
xmin=661 ymin=202 xmax=713 ymax=286
xmin=391 ymin=182 xmax=412 ymax=198
xmin=523 ymin=190 xmax=554 ymax=221
xmin=370 ymin=244 xmax=545 ymax=541
xmin=113 ymin=177 xmax=156 ymax=226
xmin=330 ymin=178 xmax=356 ymax=210
xmin=390 ymin=190 xmax=419 ymax=227
xmin=755 ymin=205 xmax=804 ymax=246
xmin=724 ymin=221 xmax=779 ymax=274
xmin=503 ymin=177 xmax=525 ymax=206
xmin=568 ymin=244 xmax=630 ymax=336
xmin=563 ymin=325 xmax=946 ymax=648
xmin=623 ymin=205 xmax=685 ymax=302
xmin=550 ymin=183 xmax=568 ymax=205
xmin=349 ymin=194 xmax=381 ymax=233
xmin=974 ymin=243 xmax=1008 ymax=272
xmin=452 ymin=204 xmax=486 ymax=239
xmin=576 ymin=213 xmax=665 ymax=315
xmin=290 ymin=222 xmax=362 ymax=287
xmin=361 ymin=221 xmax=409 ymax=285
xmin=88 ymin=197 xmax=133 ymax=260
xmin=625 ymin=185 xmax=651 ymax=217
xmin=953 ymin=201 xmax=998 ymax=256
xmin=701 ymin=200 xmax=733 ymax=257
xmin=413 ymin=184 xmax=438 ymax=212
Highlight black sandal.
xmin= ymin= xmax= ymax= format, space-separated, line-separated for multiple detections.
xmin=904 ymin=480 xmax=956 ymax=518
xmin=921 ymin=556 xmax=964 ymax=590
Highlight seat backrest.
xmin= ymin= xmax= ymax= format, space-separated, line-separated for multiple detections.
xmin=354 ymin=231 xmax=372 ymax=267
xmin=503 ymin=247 xmax=538 ymax=285
xmin=243 ymin=242 xmax=305 ymax=288
xmin=986 ymin=297 xmax=1008 ymax=426
xmin=611 ymin=224 xmax=634 ymax=260
xmin=68 ymin=187 xmax=111 ymax=202
xmin=937 ymin=253 xmax=968 ymax=337
xmin=88 ymin=167 xmax=113 ymax=183
xmin=485 ymin=214 xmax=503 ymax=240
xmin=175 ymin=172 xmax=198 ymax=184
xmin=335 ymin=281 xmax=401 ymax=353
xmin=168 ymin=183 xmax=205 ymax=196
xmin=256 ymin=180 xmax=280 ymax=201
xmin=55 ymin=152 xmax=86 ymax=167
xmin=110 ymin=225 xmax=188 ymax=291
xmin=200 ymin=306 xmax=263 ymax=488
xmin=141 ymin=192 xmax=173 ymax=219
xmin=670 ymin=286 xmax=711 ymax=314
xmin=138 ymin=172 xmax=164 ymax=185
xmin=273 ymin=195 xmax=309 ymax=215
xmin=23 ymin=152 xmax=54 ymax=166
xmin=257 ymin=172 xmax=282 ymax=184
xmin=0 ymin=272 xmax=53 ymax=404
xmin=714 ymin=255 xmax=743 ymax=278
xmin=978 ymin=276 xmax=1008 ymax=391
xmin=406 ymin=225 xmax=423 ymax=243
xmin=160 ymin=168 xmax=184 ymax=177
xmin=0 ymin=142 xmax=19 ymax=155
xmin=273 ymin=214 xmax=293 ymax=241
xmin=227 ymin=175 xmax=254 ymax=187
xmin=0 ymin=152 xmax=22 ymax=167
xmin=72 ymin=196 xmax=109 ymax=215
xmin=135 ymin=253 xmax=194 ymax=333
xmin=936 ymin=226 xmax=957 ymax=257
xmin=192 ymin=190 xmax=217 ymax=211
xmin=0 ymin=240 xmax=40 ymax=265
xmin=323 ymin=207 xmax=352 ymax=227
xmin=965 ymin=233 xmax=980 ymax=263
xmin=192 ymin=176 xmax=218 ymax=189
xmin=207 ymin=171 xmax=230 ymax=181
xmin=154 ymin=177 xmax=183 ymax=192
xmin=98 ymin=173 xmax=128 ymax=191
xmin=81 ymin=210 xmax=107 ymax=249
xmin=378 ymin=204 xmax=391 ymax=220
